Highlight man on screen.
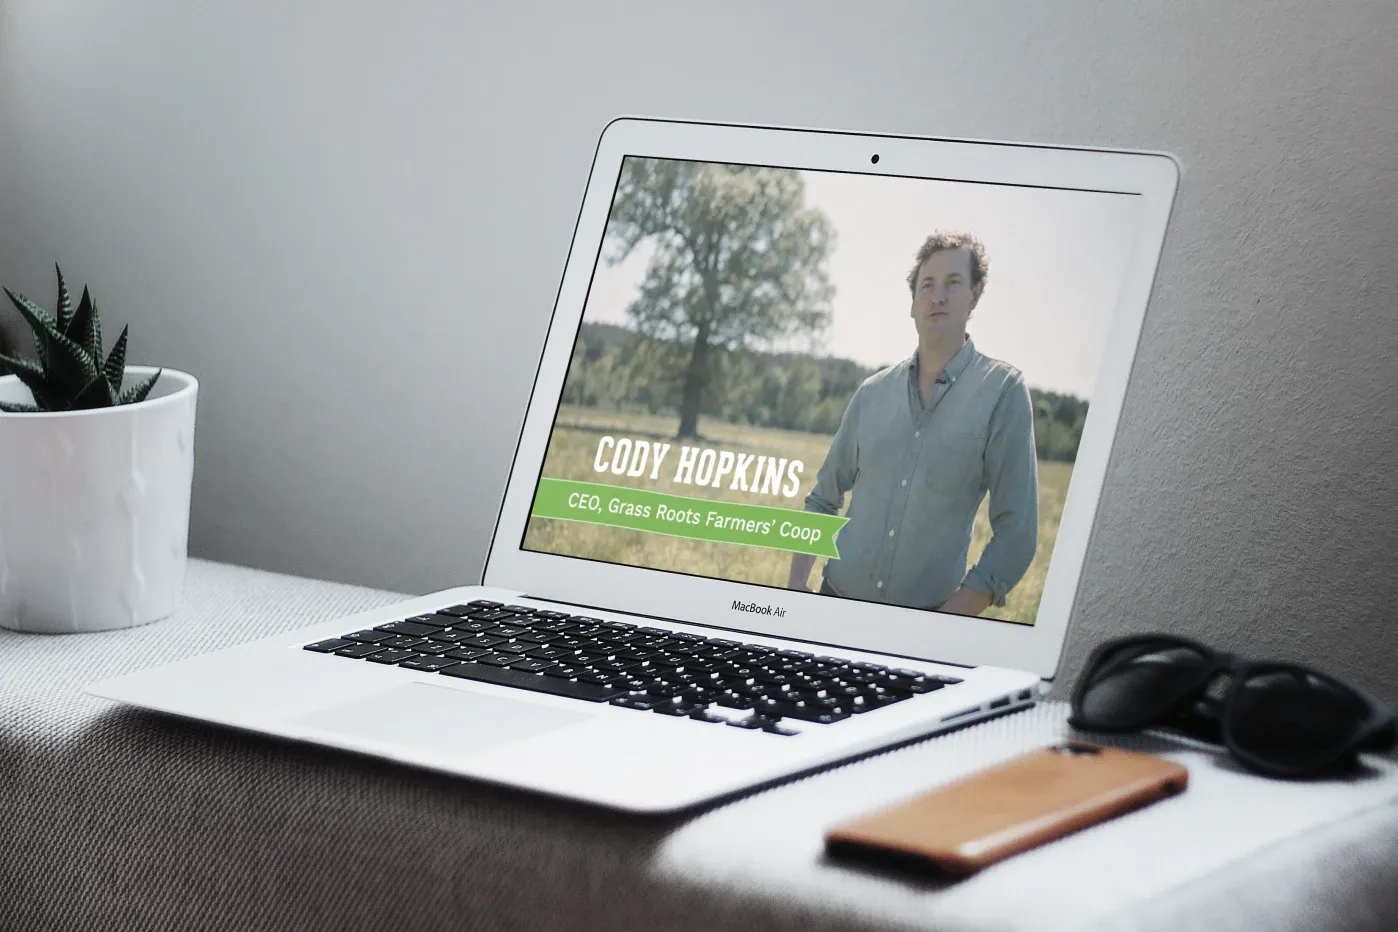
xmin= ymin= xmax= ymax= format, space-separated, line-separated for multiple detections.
xmin=787 ymin=232 xmax=1038 ymax=617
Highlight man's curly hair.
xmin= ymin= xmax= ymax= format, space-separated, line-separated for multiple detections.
xmin=906 ymin=231 xmax=989 ymax=296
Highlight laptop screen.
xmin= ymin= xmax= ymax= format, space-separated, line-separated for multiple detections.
xmin=521 ymin=156 xmax=1142 ymax=627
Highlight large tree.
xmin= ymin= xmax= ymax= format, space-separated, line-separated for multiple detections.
xmin=604 ymin=158 xmax=835 ymax=439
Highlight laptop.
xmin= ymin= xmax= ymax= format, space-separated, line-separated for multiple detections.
xmin=86 ymin=118 xmax=1178 ymax=813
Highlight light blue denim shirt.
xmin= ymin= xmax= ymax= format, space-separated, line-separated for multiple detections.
xmin=805 ymin=339 xmax=1038 ymax=609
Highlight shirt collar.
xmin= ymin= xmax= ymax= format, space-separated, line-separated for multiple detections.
xmin=909 ymin=337 xmax=977 ymax=385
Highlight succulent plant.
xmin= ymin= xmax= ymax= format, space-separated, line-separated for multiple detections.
xmin=0 ymin=265 xmax=160 ymax=413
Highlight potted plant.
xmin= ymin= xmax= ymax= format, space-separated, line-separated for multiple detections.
xmin=0 ymin=265 xmax=198 ymax=633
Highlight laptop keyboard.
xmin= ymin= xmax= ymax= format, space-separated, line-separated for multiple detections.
xmin=303 ymin=600 xmax=961 ymax=735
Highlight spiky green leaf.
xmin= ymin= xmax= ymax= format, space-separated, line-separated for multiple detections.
xmin=0 ymin=401 xmax=42 ymax=413
xmin=0 ymin=351 xmax=45 ymax=383
xmin=11 ymin=365 xmax=54 ymax=406
xmin=104 ymin=325 xmax=129 ymax=393
xmin=68 ymin=286 xmax=97 ymax=348
xmin=55 ymin=264 xmax=74 ymax=332
xmin=117 ymin=368 xmax=161 ymax=406
xmin=1 ymin=350 xmax=55 ymax=407
xmin=40 ymin=326 xmax=100 ymax=399
xmin=72 ymin=373 xmax=117 ymax=410
xmin=3 ymin=286 xmax=56 ymax=373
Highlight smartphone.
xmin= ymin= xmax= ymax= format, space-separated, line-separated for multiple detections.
xmin=825 ymin=742 xmax=1188 ymax=876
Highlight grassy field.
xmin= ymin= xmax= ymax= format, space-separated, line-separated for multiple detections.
xmin=523 ymin=405 xmax=1071 ymax=625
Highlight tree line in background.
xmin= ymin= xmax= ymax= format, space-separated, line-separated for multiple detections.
xmin=561 ymin=322 xmax=1089 ymax=463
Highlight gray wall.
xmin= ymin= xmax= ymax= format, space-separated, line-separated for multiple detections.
xmin=2 ymin=1 xmax=1395 ymax=703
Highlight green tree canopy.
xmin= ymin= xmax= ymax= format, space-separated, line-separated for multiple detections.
xmin=604 ymin=158 xmax=836 ymax=438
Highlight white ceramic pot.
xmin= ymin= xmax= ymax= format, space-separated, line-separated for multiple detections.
xmin=0 ymin=366 xmax=198 ymax=633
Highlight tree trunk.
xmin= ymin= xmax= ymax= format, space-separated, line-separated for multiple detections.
xmin=676 ymin=323 xmax=711 ymax=439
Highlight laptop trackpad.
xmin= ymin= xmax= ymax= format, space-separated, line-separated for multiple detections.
xmin=293 ymin=682 xmax=595 ymax=755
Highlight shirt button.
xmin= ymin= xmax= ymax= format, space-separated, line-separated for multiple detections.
xmin=914 ymin=431 xmax=921 ymax=438
xmin=888 ymin=529 xmax=895 ymax=537
xmin=901 ymin=479 xmax=907 ymax=487
xmin=876 ymin=580 xmax=884 ymax=589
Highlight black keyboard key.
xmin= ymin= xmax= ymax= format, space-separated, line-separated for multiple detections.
xmin=529 ymin=619 xmax=578 ymax=633
xmin=465 ymin=600 xmax=504 ymax=610
xmin=726 ymin=717 xmax=765 ymax=730
xmin=434 ymin=604 xmax=476 ymax=617
xmin=336 ymin=643 xmax=388 ymax=659
xmin=473 ymin=609 xmax=521 ymax=623
xmin=610 ymin=695 xmax=664 ymax=711
xmin=544 ymin=664 xmax=585 ymax=679
xmin=405 ymin=613 xmax=455 ymax=628
xmin=516 ymin=631 xmax=561 ymax=644
xmin=375 ymin=621 xmax=438 ymax=637
xmin=525 ymin=646 xmax=576 ymax=661
xmin=343 ymin=629 xmax=395 ymax=644
xmin=652 ymin=700 xmax=709 ymax=717
xmin=495 ymin=642 xmax=534 ymax=655
xmin=427 ymin=629 xmax=481 ymax=643
xmin=426 ymin=629 xmax=478 ymax=644
xmin=445 ymin=619 xmax=495 ymax=634
xmin=715 ymin=691 xmax=756 ymax=710
xmin=443 ymin=647 xmax=492 ymax=662
xmin=366 ymin=649 xmax=419 ymax=665
xmin=379 ymin=635 xmax=428 ymax=650
xmin=777 ymin=649 xmax=814 ymax=660
xmin=440 ymin=662 xmax=624 ymax=702
xmin=601 ymin=620 xmax=637 ymax=631
xmin=476 ymin=653 xmax=520 ymax=667
xmin=410 ymin=642 xmax=455 ymax=655
xmin=504 ymin=605 xmax=536 ymax=614
xmin=637 ymin=626 xmax=670 ymax=635
xmin=453 ymin=634 xmax=506 ymax=650
xmin=591 ymin=659 xmax=644 ymax=674
xmin=688 ymin=711 xmax=726 ymax=724
xmin=754 ymin=697 xmax=851 ymax=723
xmin=304 ymin=638 xmax=353 ymax=653
xmin=596 ymin=630 xmax=644 ymax=644
xmin=668 ymin=632 xmax=706 ymax=642
xmin=565 ymin=614 xmax=602 ymax=624
xmin=400 ymin=655 xmax=462 ymax=672
xmin=509 ymin=659 xmax=557 ymax=674
xmin=485 ymin=625 xmax=528 ymax=638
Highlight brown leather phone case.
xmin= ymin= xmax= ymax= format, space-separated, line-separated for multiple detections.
xmin=825 ymin=742 xmax=1188 ymax=876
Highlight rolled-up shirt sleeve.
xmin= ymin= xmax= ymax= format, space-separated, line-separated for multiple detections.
xmin=805 ymin=386 xmax=862 ymax=516
xmin=963 ymin=375 xmax=1039 ymax=606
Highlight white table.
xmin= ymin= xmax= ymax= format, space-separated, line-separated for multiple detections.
xmin=4 ymin=559 xmax=1396 ymax=932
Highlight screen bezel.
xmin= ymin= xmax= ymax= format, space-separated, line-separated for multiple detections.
xmin=483 ymin=117 xmax=1178 ymax=680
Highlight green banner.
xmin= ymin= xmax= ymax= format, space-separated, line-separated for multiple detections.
xmin=530 ymin=478 xmax=848 ymax=559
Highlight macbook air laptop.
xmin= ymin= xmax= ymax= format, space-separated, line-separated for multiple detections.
xmin=86 ymin=118 xmax=1178 ymax=813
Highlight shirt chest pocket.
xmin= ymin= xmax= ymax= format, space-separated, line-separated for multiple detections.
xmin=922 ymin=431 xmax=985 ymax=497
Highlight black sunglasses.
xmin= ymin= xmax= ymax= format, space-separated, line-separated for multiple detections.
xmin=1068 ymin=634 xmax=1396 ymax=778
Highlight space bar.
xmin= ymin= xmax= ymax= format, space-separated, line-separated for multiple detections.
xmin=438 ymin=663 xmax=624 ymax=702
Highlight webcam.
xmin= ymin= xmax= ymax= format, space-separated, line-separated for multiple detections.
xmin=870 ymin=154 xmax=880 ymax=164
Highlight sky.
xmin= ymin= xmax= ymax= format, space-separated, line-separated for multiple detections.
xmin=581 ymin=166 xmax=1143 ymax=399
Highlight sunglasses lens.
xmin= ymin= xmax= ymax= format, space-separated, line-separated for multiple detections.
xmin=1076 ymin=643 xmax=1213 ymax=729
xmin=1229 ymin=669 xmax=1369 ymax=773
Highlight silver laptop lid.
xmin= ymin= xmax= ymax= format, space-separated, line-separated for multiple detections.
xmin=485 ymin=119 xmax=1178 ymax=679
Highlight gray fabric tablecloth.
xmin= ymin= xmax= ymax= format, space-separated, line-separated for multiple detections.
xmin=4 ymin=559 xmax=1397 ymax=932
